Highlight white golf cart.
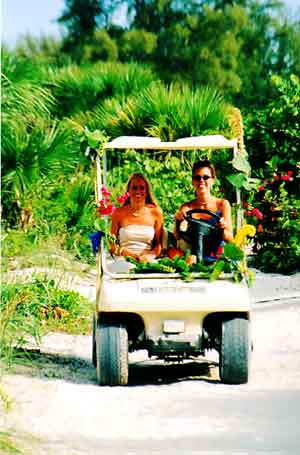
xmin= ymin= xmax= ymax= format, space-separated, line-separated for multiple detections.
xmin=92 ymin=135 xmax=251 ymax=386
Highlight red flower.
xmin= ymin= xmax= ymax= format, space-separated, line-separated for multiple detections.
xmin=282 ymin=175 xmax=293 ymax=181
xmin=101 ymin=186 xmax=111 ymax=196
xmin=98 ymin=204 xmax=115 ymax=216
xmin=98 ymin=198 xmax=106 ymax=207
xmin=117 ymin=192 xmax=130 ymax=204
xmin=287 ymin=170 xmax=293 ymax=177
xmin=258 ymin=185 xmax=265 ymax=191
xmin=274 ymin=175 xmax=280 ymax=181
xmin=252 ymin=208 xmax=263 ymax=220
xmin=168 ymin=247 xmax=184 ymax=260
xmin=216 ymin=245 xmax=224 ymax=256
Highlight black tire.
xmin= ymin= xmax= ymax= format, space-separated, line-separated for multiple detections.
xmin=220 ymin=317 xmax=250 ymax=384
xmin=92 ymin=314 xmax=97 ymax=367
xmin=96 ymin=323 xmax=128 ymax=386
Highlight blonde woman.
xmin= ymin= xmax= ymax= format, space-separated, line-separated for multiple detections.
xmin=111 ymin=173 xmax=163 ymax=263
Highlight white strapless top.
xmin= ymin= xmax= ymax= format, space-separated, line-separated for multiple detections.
xmin=119 ymin=224 xmax=155 ymax=253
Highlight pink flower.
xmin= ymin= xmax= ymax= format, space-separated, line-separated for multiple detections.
xmin=282 ymin=175 xmax=292 ymax=181
xmin=98 ymin=204 xmax=115 ymax=216
xmin=101 ymin=186 xmax=111 ymax=196
xmin=117 ymin=192 xmax=130 ymax=204
xmin=97 ymin=199 xmax=106 ymax=207
xmin=246 ymin=210 xmax=253 ymax=217
xmin=252 ymin=208 xmax=263 ymax=220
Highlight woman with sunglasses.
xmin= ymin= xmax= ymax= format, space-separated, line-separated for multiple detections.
xmin=174 ymin=160 xmax=233 ymax=259
xmin=111 ymin=173 xmax=163 ymax=263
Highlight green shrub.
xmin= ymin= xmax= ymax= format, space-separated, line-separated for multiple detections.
xmin=244 ymin=74 xmax=300 ymax=175
xmin=246 ymin=175 xmax=300 ymax=274
xmin=0 ymin=276 xmax=93 ymax=369
xmin=119 ymin=29 xmax=157 ymax=62
xmin=83 ymin=29 xmax=119 ymax=62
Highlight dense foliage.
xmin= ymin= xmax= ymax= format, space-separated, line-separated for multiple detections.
xmin=31 ymin=0 xmax=300 ymax=105
xmin=1 ymin=0 xmax=300 ymax=275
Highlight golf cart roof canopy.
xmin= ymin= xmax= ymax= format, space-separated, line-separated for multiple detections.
xmin=104 ymin=135 xmax=237 ymax=150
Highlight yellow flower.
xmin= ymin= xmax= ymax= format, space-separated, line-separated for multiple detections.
xmin=234 ymin=224 xmax=256 ymax=246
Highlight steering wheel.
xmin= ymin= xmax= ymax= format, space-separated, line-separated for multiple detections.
xmin=182 ymin=209 xmax=222 ymax=262
xmin=184 ymin=208 xmax=221 ymax=226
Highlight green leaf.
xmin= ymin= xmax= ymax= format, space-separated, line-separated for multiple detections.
xmin=246 ymin=270 xmax=256 ymax=288
xmin=226 ymin=172 xmax=248 ymax=189
xmin=210 ymin=260 xmax=225 ymax=281
xmin=85 ymin=129 xmax=108 ymax=149
xmin=232 ymin=155 xmax=251 ymax=174
xmin=94 ymin=218 xmax=104 ymax=231
xmin=223 ymin=243 xmax=245 ymax=260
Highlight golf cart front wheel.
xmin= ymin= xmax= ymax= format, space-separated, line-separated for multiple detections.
xmin=92 ymin=314 xmax=97 ymax=367
xmin=220 ymin=317 xmax=250 ymax=384
xmin=96 ymin=323 xmax=129 ymax=386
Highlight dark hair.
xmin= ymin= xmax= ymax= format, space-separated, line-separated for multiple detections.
xmin=192 ymin=160 xmax=216 ymax=178
xmin=124 ymin=173 xmax=158 ymax=206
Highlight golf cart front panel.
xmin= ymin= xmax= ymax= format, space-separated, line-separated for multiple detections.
xmin=97 ymin=274 xmax=250 ymax=353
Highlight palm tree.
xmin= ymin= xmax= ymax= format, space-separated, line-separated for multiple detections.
xmin=1 ymin=54 xmax=79 ymax=226
xmin=94 ymin=81 xmax=233 ymax=140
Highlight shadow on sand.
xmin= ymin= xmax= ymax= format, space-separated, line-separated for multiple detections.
xmin=8 ymin=348 xmax=220 ymax=386
xmin=128 ymin=358 xmax=220 ymax=386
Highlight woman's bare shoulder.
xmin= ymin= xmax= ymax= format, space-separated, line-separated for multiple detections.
xmin=112 ymin=205 xmax=128 ymax=218
xmin=217 ymin=198 xmax=231 ymax=210
xmin=148 ymin=205 xmax=163 ymax=217
xmin=147 ymin=204 xmax=160 ymax=211
xmin=180 ymin=199 xmax=195 ymax=210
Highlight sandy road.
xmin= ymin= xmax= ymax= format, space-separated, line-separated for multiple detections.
xmin=1 ymin=271 xmax=300 ymax=455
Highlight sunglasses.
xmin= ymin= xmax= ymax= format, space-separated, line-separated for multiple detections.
xmin=192 ymin=175 xmax=212 ymax=181
xmin=131 ymin=185 xmax=146 ymax=191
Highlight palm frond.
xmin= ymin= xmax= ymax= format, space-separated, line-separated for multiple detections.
xmin=90 ymin=81 xmax=233 ymax=140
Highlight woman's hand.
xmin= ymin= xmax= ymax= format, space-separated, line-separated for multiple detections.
xmin=186 ymin=254 xmax=197 ymax=266
xmin=117 ymin=247 xmax=156 ymax=263
xmin=139 ymin=253 xmax=156 ymax=263
xmin=218 ymin=217 xmax=227 ymax=230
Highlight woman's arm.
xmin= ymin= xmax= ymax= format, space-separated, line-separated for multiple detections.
xmin=139 ymin=207 xmax=163 ymax=262
xmin=173 ymin=204 xmax=189 ymax=240
xmin=219 ymin=199 xmax=233 ymax=242
xmin=152 ymin=207 xmax=163 ymax=256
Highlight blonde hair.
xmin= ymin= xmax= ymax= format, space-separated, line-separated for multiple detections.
xmin=124 ymin=173 xmax=158 ymax=206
